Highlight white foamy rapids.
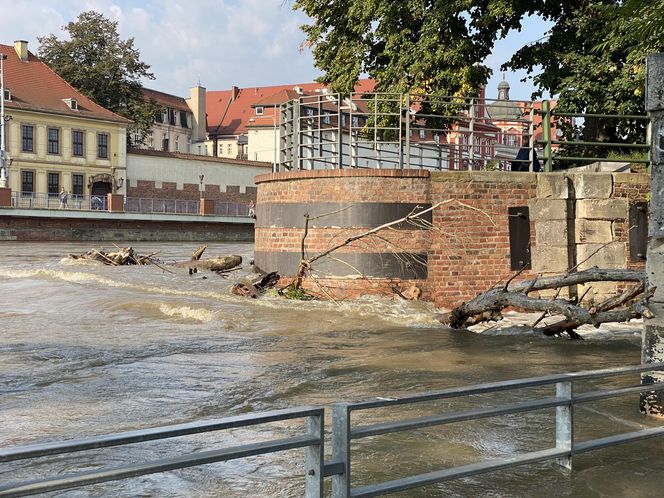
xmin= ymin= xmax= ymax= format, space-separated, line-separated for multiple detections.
xmin=251 ymin=292 xmax=442 ymax=327
xmin=158 ymin=304 xmax=220 ymax=323
xmin=0 ymin=267 xmax=233 ymax=301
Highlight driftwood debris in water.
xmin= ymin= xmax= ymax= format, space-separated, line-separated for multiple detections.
xmin=231 ymin=271 xmax=280 ymax=298
xmin=171 ymin=255 xmax=243 ymax=272
xmin=438 ymin=267 xmax=653 ymax=339
xmin=191 ymin=244 xmax=207 ymax=261
xmin=69 ymin=247 xmax=158 ymax=266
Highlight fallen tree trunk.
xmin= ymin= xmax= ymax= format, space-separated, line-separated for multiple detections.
xmin=439 ymin=267 xmax=652 ymax=338
xmin=170 ymin=255 xmax=242 ymax=272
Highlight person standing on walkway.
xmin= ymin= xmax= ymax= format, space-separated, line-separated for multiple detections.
xmin=59 ymin=188 xmax=68 ymax=209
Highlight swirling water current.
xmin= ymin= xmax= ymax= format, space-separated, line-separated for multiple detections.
xmin=0 ymin=242 xmax=662 ymax=497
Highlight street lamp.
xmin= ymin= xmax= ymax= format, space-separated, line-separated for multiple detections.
xmin=0 ymin=53 xmax=8 ymax=188
xmin=248 ymin=113 xmax=278 ymax=173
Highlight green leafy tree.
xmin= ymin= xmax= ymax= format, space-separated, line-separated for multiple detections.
xmin=38 ymin=11 xmax=161 ymax=145
xmin=295 ymin=0 xmax=541 ymax=96
xmin=504 ymin=0 xmax=664 ymax=161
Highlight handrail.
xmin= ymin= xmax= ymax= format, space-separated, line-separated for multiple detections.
xmin=2 ymin=364 xmax=664 ymax=497
xmin=279 ymin=93 xmax=650 ymax=172
xmin=330 ymin=362 xmax=664 ymax=497
xmin=0 ymin=406 xmax=325 ymax=498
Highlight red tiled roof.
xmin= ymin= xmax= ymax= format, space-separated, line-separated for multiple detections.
xmin=206 ymin=79 xmax=375 ymax=137
xmin=142 ymin=87 xmax=190 ymax=112
xmin=0 ymin=43 xmax=131 ymax=124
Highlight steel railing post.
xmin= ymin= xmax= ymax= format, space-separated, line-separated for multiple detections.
xmin=305 ymin=412 xmax=324 ymax=498
xmin=405 ymin=93 xmax=411 ymax=169
xmin=469 ymin=98 xmax=475 ymax=170
xmin=331 ymin=403 xmax=351 ymax=498
xmin=555 ymin=381 xmax=574 ymax=470
xmin=542 ymin=99 xmax=553 ymax=172
xmin=529 ymin=105 xmax=535 ymax=171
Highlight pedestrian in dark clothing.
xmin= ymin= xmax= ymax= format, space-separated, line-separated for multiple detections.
xmin=512 ymin=148 xmax=541 ymax=172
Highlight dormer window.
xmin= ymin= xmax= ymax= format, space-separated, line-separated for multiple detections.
xmin=255 ymin=106 xmax=264 ymax=116
xmin=63 ymin=98 xmax=78 ymax=110
xmin=3 ymin=89 xmax=11 ymax=101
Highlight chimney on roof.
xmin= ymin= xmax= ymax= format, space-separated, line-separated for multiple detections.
xmin=231 ymin=86 xmax=240 ymax=101
xmin=14 ymin=40 xmax=28 ymax=62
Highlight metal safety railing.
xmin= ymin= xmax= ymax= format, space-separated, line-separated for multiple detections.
xmin=2 ymin=364 xmax=663 ymax=497
xmin=213 ymin=200 xmax=250 ymax=217
xmin=125 ymin=197 xmax=200 ymax=215
xmin=279 ymin=92 xmax=650 ymax=173
xmin=9 ymin=192 xmax=108 ymax=211
xmin=0 ymin=407 xmax=325 ymax=497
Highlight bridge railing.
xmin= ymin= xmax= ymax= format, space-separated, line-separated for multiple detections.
xmin=2 ymin=364 xmax=664 ymax=497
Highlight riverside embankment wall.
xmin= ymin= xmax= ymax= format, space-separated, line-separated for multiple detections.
xmin=255 ymin=169 xmax=649 ymax=308
xmin=0 ymin=212 xmax=254 ymax=242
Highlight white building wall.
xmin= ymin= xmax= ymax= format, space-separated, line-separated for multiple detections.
xmin=126 ymin=153 xmax=269 ymax=192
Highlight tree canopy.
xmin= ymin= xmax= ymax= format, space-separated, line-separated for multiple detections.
xmin=295 ymin=0 xmax=664 ymax=157
xmin=296 ymin=1 xmax=663 ymax=105
xmin=294 ymin=0 xmax=579 ymax=96
xmin=38 ymin=11 xmax=160 ymax=145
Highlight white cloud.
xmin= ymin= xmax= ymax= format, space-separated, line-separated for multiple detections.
xmin=0 ymin=0 xmax=320 ymax=96
xmin=1 ymin=1 xmax=546 ymax=99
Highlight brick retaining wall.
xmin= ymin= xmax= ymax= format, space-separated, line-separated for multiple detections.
xmin=255 ymin=169 xmax=650 ymax=308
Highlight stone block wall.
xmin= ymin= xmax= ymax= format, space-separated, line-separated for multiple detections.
xmin=530 ymin=172 xmax=649 ymax=304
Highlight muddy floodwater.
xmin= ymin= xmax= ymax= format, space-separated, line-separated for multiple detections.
xmin=1 ymin=242 xmax=663 ymax=497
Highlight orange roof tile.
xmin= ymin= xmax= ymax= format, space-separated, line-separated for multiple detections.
xmin=206 ymin=79 xmax=375 ymax=137
xmin=0 ymin=43 xmax=131 ymax=124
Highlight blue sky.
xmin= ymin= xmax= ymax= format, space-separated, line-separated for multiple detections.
xmin=0 ymin=0 xmax=552 ymax=100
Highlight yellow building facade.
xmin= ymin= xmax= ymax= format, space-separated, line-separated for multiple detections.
xmin=1 ymin=40 xmax=130 ymax=201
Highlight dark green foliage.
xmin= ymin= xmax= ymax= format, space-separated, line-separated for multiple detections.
xmin=38 ymin=11 xmax=161 ymax=145
xmin=505 ymin=0 xmax=664 ymax=157
xmin=295 ymin=0 xmax=548 ymax=96
xmin=296 ymin=0 xmax=664 ymax=159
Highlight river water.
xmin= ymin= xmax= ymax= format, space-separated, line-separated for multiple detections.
xmin=1 ymin=242 xmax=662 ymax=497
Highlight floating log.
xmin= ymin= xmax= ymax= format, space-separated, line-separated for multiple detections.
xmin=171 ymin=255 xmax=242 ymax=272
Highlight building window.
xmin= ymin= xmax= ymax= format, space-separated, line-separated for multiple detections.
xmin=323 ymin=112 xmax=331 ymax=125
xmin=155 ymin=110 xmax=163 ymax=123
xmin=162 ymin=133 xmax=169 ymax=151
xmin=47 ymin=128 xmax=60 ymax=154
xmin=175 ymin=135 xmax=180 ymax=152
xmin=227 ymin=144 xmax=232 ymax=154
xmin=148 ymin=132 xmax=154 ymax=148
xmin=48 ymin=172 xmax=60 ymax=195
xmin=21 ymin=125 xmax=34 ymax=152
xmin=21 ymin=170 xmax=34 ymax=194
xmin=134 ymin=130 xmax=142 ymax=145
xmin=168 ymin=108 xmax=176 ymax=126
xmin=72 ymin=174 xmax=84 ymax=196
xmin=180 ymin=111 xmax=189 ymax=128
xmin=3 ymin=89 xmax=11 ymax=101
xmin=255 ymin=106 xmax=264 ymax=115
xmin=72 ymin=130 xmax=84 ymax=157
xmin=97 ymin=133 xmax=109 ymax=158
xmin=419 ymin=129 xmax=425 ymax=139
